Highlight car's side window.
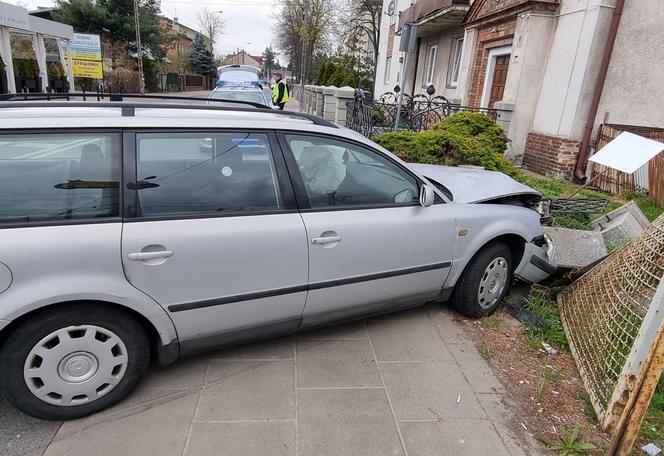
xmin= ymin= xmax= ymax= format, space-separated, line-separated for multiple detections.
xmin=135 ymin=131 xmax=281 ymax=217
xmin=285 ymin=134 xmax=420 ymax=208
xmin=0 ymin=132 xmax=121 ymax=223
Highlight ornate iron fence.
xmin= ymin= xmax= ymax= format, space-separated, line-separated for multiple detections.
xmin=345 ymin=87 xmax=499 ymax=138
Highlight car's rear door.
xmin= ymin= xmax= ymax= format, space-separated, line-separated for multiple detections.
xmin=278 ymin=132 xmax=456 ymax=326
xmin=121 ymin=130 xmax=308 ymax=353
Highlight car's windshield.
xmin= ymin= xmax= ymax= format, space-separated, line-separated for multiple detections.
xmin=210 ymin=90 xmax=265 ymax=105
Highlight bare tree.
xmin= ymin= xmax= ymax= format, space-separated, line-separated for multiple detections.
xmin=272 ymin=0 xmax=334 ymax=83
xmin=341 ymin=0 xmax=382 ymax=71
xmin=196 ymin=7 xmax=225 ymax=54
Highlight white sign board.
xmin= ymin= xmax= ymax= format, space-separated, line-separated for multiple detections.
xmin=0 ymin=1 xmax=30 ymax=31
xmin=72 ymin=33 xmax=102 ymax=61
xmin=589 ymin=132 xmax=664 ymax=174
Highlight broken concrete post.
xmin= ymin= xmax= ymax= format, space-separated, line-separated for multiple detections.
xmin=591 ymin=201 xmax=650 ymax=249
xmin=543 ymin=226 xmax=609 ymax=269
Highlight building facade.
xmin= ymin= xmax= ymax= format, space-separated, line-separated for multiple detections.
xmin=375 ymin=0 xmax=470 ymax=99
xmin=375 ymin=0 xmax=664 ymax=178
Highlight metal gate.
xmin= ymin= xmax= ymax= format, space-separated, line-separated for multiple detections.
xmin=558 ymin=214 xmax=664 ymax=454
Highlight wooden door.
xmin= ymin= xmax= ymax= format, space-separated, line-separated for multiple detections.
xmin=489 ymin=55 xmax=510 ymax=109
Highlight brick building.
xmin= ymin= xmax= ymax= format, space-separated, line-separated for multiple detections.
xmin=159 ymin=16 xmax=207 ymax=73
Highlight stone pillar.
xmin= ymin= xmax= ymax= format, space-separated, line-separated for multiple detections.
xmin=314 ymin=86 xmax=324 ymax=116
xmin=334 ymin=86 xmax=355 ymax=127
xmin=323 ymin=86 xmax=336 ymax=121
xmin=493 ymin=101 xmax=514 ymax=132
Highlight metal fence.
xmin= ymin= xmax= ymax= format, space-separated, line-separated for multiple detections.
xmin=558 ymin=214 xmax=664 ymax=453
xmin=345 ymin=90 xmax=499 ymax=138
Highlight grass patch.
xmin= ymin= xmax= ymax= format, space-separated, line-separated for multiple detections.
xmin=479 ymin=346 xmax=494 ymax=361
xmin=641 ymin=377 xmax=664 ymax=446
xmin=578 ymin=390 xmax=598 ymax=423
xmin=521 ymin=293 xmax=569 ymax=350
xmin=622 ymin=190 xmax=664 ymax=222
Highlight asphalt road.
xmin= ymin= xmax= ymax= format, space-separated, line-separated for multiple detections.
xmin=0 ymin=393 xmax=60 ymax=456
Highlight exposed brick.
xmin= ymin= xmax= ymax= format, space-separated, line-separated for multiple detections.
xmin=522 ymin=132 xmax=580 ymax=177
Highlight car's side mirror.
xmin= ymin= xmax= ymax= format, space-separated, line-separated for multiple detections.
xmin=419 ymin=184 xmax=435 ymax=207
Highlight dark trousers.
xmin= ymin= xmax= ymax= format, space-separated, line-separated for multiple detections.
xmin=276 ymin=102 xmax=285 ymax=110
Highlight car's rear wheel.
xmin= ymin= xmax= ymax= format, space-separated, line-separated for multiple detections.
xmin=451 ymin=242 xmax=513 ymax=318
xmin=0 ymin=304 xmax=149 ymax=420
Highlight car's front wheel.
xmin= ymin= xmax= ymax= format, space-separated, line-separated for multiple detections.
xmin=451 ymin=242 xmax=513 ymax=318
xmin=0 ymin=304 xmax=150 ymax=420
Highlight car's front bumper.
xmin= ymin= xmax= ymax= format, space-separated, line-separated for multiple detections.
xmin=514 ymin=234 xmax=557 ymax=283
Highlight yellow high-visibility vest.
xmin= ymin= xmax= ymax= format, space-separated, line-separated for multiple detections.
xmin=272 ymin=79 xmax=289 ymax=103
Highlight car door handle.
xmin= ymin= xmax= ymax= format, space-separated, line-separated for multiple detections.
xmin=311 ymin=236 xmax=342 ymax=245
xmin=128 ymin=250 xmax=174 ymax=261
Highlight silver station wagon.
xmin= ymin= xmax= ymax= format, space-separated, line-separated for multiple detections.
xmin=0 ymin=96 xmax=555 ymax=419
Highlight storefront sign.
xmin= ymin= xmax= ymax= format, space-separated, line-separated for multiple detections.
xmin=71 ymin=33 xmax=102 ymax=61
xmin=0 ymin=2 xmax=30 ymax=31
xmin=70 ymin=33 xmax=102 ymax=79
xmin=72 ymin=59 xmax=103 ymax=79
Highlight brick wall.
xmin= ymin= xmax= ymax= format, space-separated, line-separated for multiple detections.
xmin=467 ymin=19 xmax=516 ymax=106
xmin=522 ymin=132 xmax=580 ymax=177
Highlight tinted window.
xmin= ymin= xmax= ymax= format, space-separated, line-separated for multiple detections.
xmin=0 ymin=133 xmax=121 ymax=223
xmin=135 ymin=132 xmax=281 ymax=216
xmin=286 ymin=134 xmax=420 ymax=208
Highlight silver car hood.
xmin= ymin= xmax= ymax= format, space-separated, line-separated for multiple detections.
xmin=406 ymin=163 xmax=540 ymax=203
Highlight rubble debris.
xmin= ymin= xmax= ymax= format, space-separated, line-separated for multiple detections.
xmin=592 ymin=201 xmax=651 ymax=248
xmin=506 ymin=303 xmax=551 ymax=329
xmin=541 ymin=343 xmax=557 ymax=356
xmin=642 ymin=443 xmax=662 ymax=456
xmin=543 ymin=226 xmax=608 ymax=269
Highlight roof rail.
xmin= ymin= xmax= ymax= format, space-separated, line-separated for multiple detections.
xmin=0 ymin=92 xmax=339 ymax=129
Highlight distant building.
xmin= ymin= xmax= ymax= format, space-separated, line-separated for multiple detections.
xmin=159 ymin=16 xmax=208 ymax=72
xmin=222 ymin=51 xmax=262 ymax=68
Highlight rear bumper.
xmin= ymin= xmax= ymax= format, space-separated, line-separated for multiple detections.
xmin=514 ymin=235 xmax=557 ymax=283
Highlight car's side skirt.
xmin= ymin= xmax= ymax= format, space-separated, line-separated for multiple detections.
xmin=167 ymin=261 xmax=452 ymax=313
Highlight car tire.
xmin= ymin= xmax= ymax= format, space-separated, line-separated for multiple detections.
xmin=451 ymin=242 xmax=513 ymax=318
xmin=0 ymin=303 xmax=150 ymax=420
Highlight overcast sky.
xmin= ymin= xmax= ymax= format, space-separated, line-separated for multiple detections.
xmin=6 ymin=0 xmax=277 ymax=57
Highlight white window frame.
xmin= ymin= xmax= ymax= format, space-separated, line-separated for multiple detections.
xmin=448 ymin=37 xmax=464 ymax=87
xmin=384 ymin=57 xmax=392 ymax=85
xmin=480 ymin=45 xmax=512 ymax=109
xmin=424 ymin=45 xmax=438 ymax=87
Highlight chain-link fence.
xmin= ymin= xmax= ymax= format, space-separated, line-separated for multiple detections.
xmin=558 ymin=214 xmax=664 ymax=452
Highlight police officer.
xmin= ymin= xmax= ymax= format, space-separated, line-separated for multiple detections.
xmin=272 ymin=72 xmax=289 ymax=110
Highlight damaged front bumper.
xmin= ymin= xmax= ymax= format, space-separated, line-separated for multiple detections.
xmin=514 ymin=234 xmax=557 ymax=283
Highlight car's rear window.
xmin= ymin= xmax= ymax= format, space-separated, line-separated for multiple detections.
xmin=210 ymin=90 xmax=265 ymax=105
xmin=0 ymin=133 xmax=121 ymax=223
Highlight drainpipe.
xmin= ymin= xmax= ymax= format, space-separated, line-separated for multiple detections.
xmin=574 ymin=0 xmax=625 ymax=180
xmin=411 ymin=37 xmax=421 ymax=93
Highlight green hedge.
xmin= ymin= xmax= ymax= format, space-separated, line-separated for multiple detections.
xmin=372 ymin=112 xmax=517 ymax=176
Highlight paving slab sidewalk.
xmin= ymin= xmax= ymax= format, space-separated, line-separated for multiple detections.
xmin=38 ymin=305 xmax=544 ymax=456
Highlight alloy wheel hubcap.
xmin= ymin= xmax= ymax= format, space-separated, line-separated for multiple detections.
xmin=477 ymin=257 xmax=508 ymax=309
xmin=24 ymin=325 xmax=128 ymax=406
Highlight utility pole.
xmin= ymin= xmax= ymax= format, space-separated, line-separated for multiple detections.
xmin=133 ymin=0 xmax=145 ymax=94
